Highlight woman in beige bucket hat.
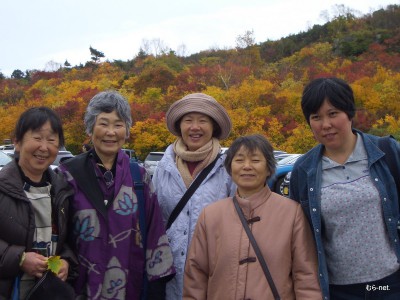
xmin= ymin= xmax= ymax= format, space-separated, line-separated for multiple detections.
xmin=152 ymin=93 xmax=236 ymax=300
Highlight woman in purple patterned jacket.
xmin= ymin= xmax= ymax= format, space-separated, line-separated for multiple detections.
xmin=58 ymin=91 xmax=175 ymax=300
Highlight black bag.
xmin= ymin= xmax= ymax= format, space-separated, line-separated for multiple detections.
xmin=25 ymin=270 xmax=75 ymax=300
xmin=166 ymin=154 xmax=221 ymax=230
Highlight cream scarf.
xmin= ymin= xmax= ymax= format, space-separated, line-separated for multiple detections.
xmin=173 ymin=137 xmax=221 ymax=188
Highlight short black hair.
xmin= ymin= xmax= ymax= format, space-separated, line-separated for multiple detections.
xmin=301 ymin=77 xmax=355 ymax=125
xmin=224 ymin=134 xmax=276 ymax=180
xmin=14 ymin=106 xmax=65 ymax=148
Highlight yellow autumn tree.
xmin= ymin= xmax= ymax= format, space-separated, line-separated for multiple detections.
xmin=372 ymin=115 xmax=400 ymax=139
xmin=275 ymin=75 xmax=304 ymax=123
xmin=224 ymin=77 xmax=274 ymax=110
xmin=264 ymin=117 xmax=285 ymax=149
xmin=0 ymin=105 xmax=26 ymax=142
xmin=91 ymin=62 xmax=125 ymax=90
xmin=282 ymin=122 xmax=317 ymax=153
xmin=130 ymin=118 xmax=175 ymax=159
xmin=202 ymin=86 xmax=228 ymax=108
xmin=226 ymin=106 xmax=270 ymax=145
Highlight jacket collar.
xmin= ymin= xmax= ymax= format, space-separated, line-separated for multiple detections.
xmin=235 ymin=186 xmax=271 ymax=217
xmin=296 ymin=128 xmax=384 ymax=174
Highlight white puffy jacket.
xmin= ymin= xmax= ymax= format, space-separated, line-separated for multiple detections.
xmin=153 ymin=144 xmax=235 ymax=300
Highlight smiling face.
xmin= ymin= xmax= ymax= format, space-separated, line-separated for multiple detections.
xmin=15 ymin=121 xmax=59 ymax=182
xmin=309 ymin=99 xmax=354 ymax=154
xmin=179 ymin=112 xmax=214 ymax=151
xmin=90 ymin=110 xmax=127 ymax=161
xmin=231 ymin=146 xmax=270 ymax=198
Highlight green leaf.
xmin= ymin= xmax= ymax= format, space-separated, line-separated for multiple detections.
xmin=47 ymin=256 xmax=62 ymax=274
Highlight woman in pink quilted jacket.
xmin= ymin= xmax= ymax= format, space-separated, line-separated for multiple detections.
xmin=183 ymin=134 xmax=321 ymax=300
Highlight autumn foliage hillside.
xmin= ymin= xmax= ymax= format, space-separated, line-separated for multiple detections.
xmin=0 ymin=5 xmax=399 ymax=158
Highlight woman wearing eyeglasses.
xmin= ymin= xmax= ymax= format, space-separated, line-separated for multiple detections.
xmin=58 ymin=91 xmax=175 ymax=300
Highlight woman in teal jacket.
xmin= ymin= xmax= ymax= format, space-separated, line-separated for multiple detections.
xmin=289 ymin=77 xmax=400 ymax=300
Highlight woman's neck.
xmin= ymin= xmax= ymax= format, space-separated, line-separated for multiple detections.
xmin=324 ymin=132 xmax=357 ymax=165
xmin=95 ymin=152 xmax=117 ymax=170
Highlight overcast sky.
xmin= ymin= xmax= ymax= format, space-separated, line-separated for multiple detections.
xmin=1 ymin=0 xmax=398 ymax=77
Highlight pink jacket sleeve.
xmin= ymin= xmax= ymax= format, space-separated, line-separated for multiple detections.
xmin=183 ymin=210 xmax=209 ymax=300
xmin=291 ymin=204 xmax=322 ymax=299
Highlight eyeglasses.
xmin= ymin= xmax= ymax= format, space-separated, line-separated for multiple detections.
xmin=103 ymin=170 xmax=114 ymax=186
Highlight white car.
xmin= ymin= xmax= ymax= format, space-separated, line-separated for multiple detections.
xmin=0 ymin=150 xmax=12 ymax=170
xmin=144 ymin=152 xmax=164 ymax=177
xmin=0 ymin=144 xmax=15 ymax=157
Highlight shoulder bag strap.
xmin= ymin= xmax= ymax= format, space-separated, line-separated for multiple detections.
xmin=166 ymin=154 xmax=221 ymax=230
xmin=129 ymin=161 xmax=148 ymax=300
xmin=11 ymin=274 xmax=20 ymax=300
xmin=233 ymin=196 xmax=281 ymax=300
xmin=130 ymin=162 xmax=146 ymax=248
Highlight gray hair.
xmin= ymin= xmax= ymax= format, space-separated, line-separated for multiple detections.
xmin=84 ymin=91 xmax=132 ymax=137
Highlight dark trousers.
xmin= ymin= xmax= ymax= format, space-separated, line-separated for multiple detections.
xmin=330 ymin=269 xmax=400 ymax=300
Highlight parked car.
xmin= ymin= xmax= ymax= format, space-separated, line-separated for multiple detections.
xmin=0 ymin=144 xmax=15 ymax=157
xmin=52 ymin=150 xmax=74 ymax=166
xmin=144 ymin=152 xmax=164 ymax=177
xmin=267 ymin=154 xmax=302 ymax=195
xmin=122 ymin=148 xmax=141 ymax=163
xmin=0 ymin=144 xmax=14 ymax=151
xmin=273 ymin=150 xmax=287 ymax=157
xmin=274 ymin=153 xmax=293 ymax=162
xmin=0 ymin=150 xmax=12 ymax=170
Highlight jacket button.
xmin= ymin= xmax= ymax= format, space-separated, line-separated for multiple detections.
xmin=181 ymin=251 xmax=185 ymax=256
xmin=312 ymin=208 xmax=317 ymax=212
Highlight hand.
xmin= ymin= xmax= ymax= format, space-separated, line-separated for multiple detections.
xmin=20 ymin=252 xmax=48 ymax=278
xmin=57 ymin=259 xmax=69 ymax=281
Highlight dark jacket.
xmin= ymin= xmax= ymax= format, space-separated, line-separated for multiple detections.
xmin=0 ymin=160 xmax=78 ymax=299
